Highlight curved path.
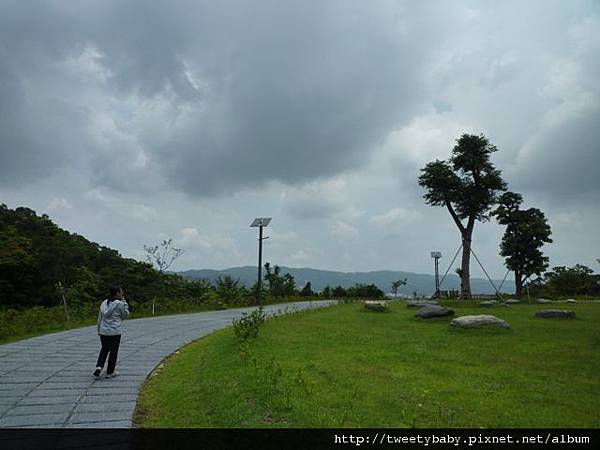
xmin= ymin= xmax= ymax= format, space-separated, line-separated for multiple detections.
xmin=0 ymin=300 xmax=334 ymax=428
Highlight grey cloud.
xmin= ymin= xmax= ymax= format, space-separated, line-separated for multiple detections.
xmin=512 ymin=109 xmax=600 ymax=202
xmin=0 ymin=1 xmax=449 ymax=196
xmin=1 ymin=0 xmax=599 ymax=279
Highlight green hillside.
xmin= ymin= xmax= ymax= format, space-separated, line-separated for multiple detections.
xmin=0 ymin=204 xmax=207 ymax=309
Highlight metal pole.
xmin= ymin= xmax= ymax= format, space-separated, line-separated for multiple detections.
xmin=434 ymin=257 xmax=440 ymax=297
xmin=257 ymin=225 xmax=263 ymax=305
xmin=470 ymin=247 xmax=498 ymax=293
xmin=439 ymin=243 xmax=462 ymax=290
xmin=57 ymin=281 xmax=70 ymax=322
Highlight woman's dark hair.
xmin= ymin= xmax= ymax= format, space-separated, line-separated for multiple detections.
xmin=109 ymin=285 xmax=123 ymax=298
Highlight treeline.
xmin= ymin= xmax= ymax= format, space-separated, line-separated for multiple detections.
xmin=214 ymin=263 xmax=385 ymax=305
xmin=0 ymin=204 xmax=211 ymax=309
xmin=528 ymin=264 xmax=600 ymax=298
xmin=0 ymin=205 xmax=385 ymax=313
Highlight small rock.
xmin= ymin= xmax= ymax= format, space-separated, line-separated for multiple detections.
xmin=480 ymin=301 xmax=495 ymax=307
xmin=415 ymin=306 xmax=455 ymax=319
xmin=406 ymin=301 xmax=439 ymax=308
xmin=505 ymin=299 xmax=520 ymax=304
xmin=535 ymin=309 xmax=576 ymax=319
xmin=536 ymin=298 xmax=552 ymax=304
xmin=565 ymin=299 xmax=577 ymax=303
xmin=450 ymin=315 xmax=510 ymax=329
xmin=364 ymin=300 xmax=389 ymax=312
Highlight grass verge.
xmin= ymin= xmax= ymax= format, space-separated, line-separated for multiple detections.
xmin=135 ymin=301 xmax=600 ymax=428
xmin=0 ymin=297 xmax=319 ymax=345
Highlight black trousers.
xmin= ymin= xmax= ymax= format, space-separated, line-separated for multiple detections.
xmin=96 ymin=334 xmax=121 ymax=374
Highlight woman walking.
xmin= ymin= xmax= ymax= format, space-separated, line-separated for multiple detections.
xmin=94 ymin=286 xmax=129 ymax=378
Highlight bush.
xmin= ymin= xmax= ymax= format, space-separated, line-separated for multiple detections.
xmin=232 ymin=306 xmax=265 ymax=344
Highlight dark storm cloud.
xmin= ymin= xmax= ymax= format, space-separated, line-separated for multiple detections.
xmin=1 ymin=0 xmax=598 ymax=204
xmin=0 ymin=1 xmax=445 ymax=195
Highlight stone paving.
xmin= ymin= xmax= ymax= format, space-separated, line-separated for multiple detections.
xmin=0 ymin=300 xmax=334 ymax=428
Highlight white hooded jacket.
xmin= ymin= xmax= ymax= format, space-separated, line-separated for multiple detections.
xmin=97 ymin=298 xmax=129 ymax=336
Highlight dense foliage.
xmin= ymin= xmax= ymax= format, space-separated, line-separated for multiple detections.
xmin=263 ymin=263 xmax=296 ymax=297
xmin=320 ymin=283 xmax=385 ymax=299
xmin=0 ymin=204 xmax=212 ymax=309
xmin=493 ymin=192 xmax=553 ymax=297
xmin=530 ymin=264 xmax=600 ymax=298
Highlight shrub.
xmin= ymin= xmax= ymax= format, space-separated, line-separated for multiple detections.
xmin=232 ymin=306 xmax=265 ymax=344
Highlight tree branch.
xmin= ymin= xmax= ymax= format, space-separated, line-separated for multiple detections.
xmin=445 ymin=201 xmax=466 ymax=235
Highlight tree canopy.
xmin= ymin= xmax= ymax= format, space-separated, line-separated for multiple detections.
xmin=493 ymin=192 xmax=552 ymax=296
xmin=419 ymin=134 xmax=506 ymax=298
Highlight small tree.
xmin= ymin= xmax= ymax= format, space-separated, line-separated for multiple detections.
xmin=391 ymin=279 xmax=407 ymax=297
xmin=215 ymin=275 xmax=245 ymax=305
xmin=144 ymin=239 xmax=184 ymax=274
xmin=300 ymin=281 xmax=314 ymax=297
xmin=493 ymin=192 xmax=552 ymax=297
xmin=332 ymin=285 xmax=347 ymax=297
xmin=263 ymin=263 xmax=296 ymax=297
xmin=144 ymin=239 xmax=184 ymax=314
xmin=419 ymin=134 xmax=506 ymax=298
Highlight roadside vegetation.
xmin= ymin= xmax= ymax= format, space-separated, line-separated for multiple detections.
xmin=135 ymin=301 xmax=600 ymax=428
xmin=0 ymin=204 xmax=384 ymax=343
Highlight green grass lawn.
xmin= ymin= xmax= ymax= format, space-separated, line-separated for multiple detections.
xmin=135 ymin=301 xmax=600 ymax=428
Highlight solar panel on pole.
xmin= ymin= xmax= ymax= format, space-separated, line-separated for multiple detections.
xmin=250 ymin=218 xmax=271 ymax=305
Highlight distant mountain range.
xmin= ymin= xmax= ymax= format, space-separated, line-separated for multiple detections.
xmin=178 ymin=266 xmax=512 ymax=295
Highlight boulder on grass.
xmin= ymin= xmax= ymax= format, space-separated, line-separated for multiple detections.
xmin=364 ymin=300 xmax=389 ymax=312
xmin=565 ymin=298 xmax=577 ymax=304
xmin=406 ymin=301 xmax=439 ymax=308
xmin=537 ymin=298 xmax=552 ymax=304
xmin=415 ymin=306 xmax=454 ymax=319
xmin=535 ymin=309 xmax=576 ymax=319
xmin=505 ymin=299 xmax=520 ymax=304
xmin=450 ymin=315 xmax=510 ymax=329
xmin=480 ymin=301 xmax=495 ymax=307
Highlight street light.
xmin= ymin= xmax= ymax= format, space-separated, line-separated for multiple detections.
xmin=431 ymin=251 xmax=442 ymax=298
xmin=250 ymin=218 xmax=271 ymax=305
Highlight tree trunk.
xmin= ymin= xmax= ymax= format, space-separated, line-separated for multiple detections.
xmin=515 ymin=272 xmax=523 ymax=298
xmin=460 ymin=234 xmax=472 ymax=299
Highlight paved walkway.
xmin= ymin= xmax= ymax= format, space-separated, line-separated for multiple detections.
xmin=0 ymin=300 xmax=334 ymax=428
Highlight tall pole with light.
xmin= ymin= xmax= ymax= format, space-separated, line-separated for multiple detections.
xmin=250 ymin=218 xmax=271 ymax=305
xmin=431 ymin=251 xmax=442 ymax=298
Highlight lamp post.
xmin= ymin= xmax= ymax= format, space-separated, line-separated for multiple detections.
xmin=250 ymin=218 xmax=271 ymax=305
xmin=431 ymin=251 xmax=442 ymax=298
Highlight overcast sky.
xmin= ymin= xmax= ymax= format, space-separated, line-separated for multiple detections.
xmin=1 ymin=0 xmax=599 ymax=279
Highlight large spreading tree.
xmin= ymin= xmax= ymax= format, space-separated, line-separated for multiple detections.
xmin=493 ymin=192 xmax=552 ymax=297
xmin=419 ymin=134 xmax=506 ymax=299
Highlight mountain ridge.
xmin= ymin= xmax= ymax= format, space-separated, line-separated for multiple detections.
xmin=179 ymin=265 xmax=512 ymax=295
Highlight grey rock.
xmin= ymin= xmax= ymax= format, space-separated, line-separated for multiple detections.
xmin=537 ymin=298 xmax=552 ymax=304
xmin=415 ymin=306 xmax=454 ymax=319
xmin=565 ymin=299 xmax=577 ymax=303
xmin=505 ymin=299 xmax=520 ymax=304
xmin=480 ymin=301 xmax=495 ymax=307
xmin=364 ymin=300 xmax=389 ymax=312
xmin=450 ymin=315 xmax=510 ymax=329
xmin=406 ymin=301 xmax=439 ymax=308
xmin=535 ymin=309 xmax=576 ymax=319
